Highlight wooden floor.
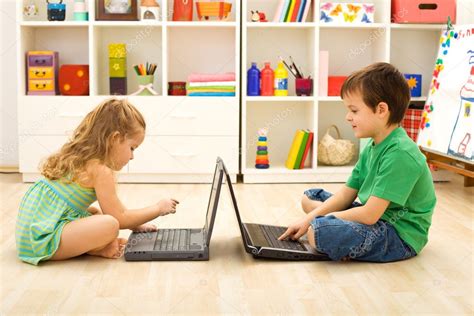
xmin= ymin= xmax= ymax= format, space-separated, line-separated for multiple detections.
xmin=1 ymin=173 xmax=472 ymax=315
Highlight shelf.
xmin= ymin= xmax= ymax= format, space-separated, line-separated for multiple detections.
xmin=246 ymin=22 xmax=316 ymax=28
xmin=166 ymin=21 xmax=237 ymax=28
xmin=319 ymin=23 xmax=386 ymax=29
xmin=246 ymin=96 xmax=314 ymax=102
xmin=93 ymin=21 xmax=163 ymax=27
xmin=390 ymin=24 xmax=446 ymax=30
xmin=318 ymin=96 xmax=342 ymax=102
xmin=20 ymin=21 xmax=90 ymax=27
xmin=243 ymin=167 xmax=316 ymax=174
xmin=318 ymin=96 xmax=428 ymax=102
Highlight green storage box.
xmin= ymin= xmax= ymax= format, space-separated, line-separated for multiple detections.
xmin=109 ymin=58 xmax=126 ymax=77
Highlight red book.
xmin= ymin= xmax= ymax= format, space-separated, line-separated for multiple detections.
xmin=290 ymin=0 xmax=302 ymax=22
xmin=299 ymin=131 xmax=313 ymax=169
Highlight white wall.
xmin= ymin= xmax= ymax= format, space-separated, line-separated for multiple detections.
xmin=0 ymin=0 xmax=18 ymax=167
xmin=1 ymin=0 xmax=473 ymax=168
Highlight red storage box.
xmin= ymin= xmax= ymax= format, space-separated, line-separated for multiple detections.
xmin=59 ymin=65 xmax=89 ymax=95
xmin=328 ymin=76 xmax=347 ymax=96
xmin=402 ymin=108 xmax=423 ymax=142
xmin=391 ymin=0 xmax=456 ymax=24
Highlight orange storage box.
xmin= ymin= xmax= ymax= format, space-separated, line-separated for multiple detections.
xmin=196 ymin=1 xmax=232 ymax=20
xmin=59 ymin=65 xmax=89 ymax=95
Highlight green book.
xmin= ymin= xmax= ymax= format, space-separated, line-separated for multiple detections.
xmin=293 ymin=130 xmax=309 ymax=169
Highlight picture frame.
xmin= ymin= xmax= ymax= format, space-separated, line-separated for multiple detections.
xmin=97 ymin=0 xmax=139 ymax=21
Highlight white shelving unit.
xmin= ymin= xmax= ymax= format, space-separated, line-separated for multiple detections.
xmin=17 ymin=0 xmax=240 ymax=183
xmin=241 ymin=0 xmax=471 ymax=183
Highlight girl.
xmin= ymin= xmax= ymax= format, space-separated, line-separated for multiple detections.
xmin=16 ymin=98 xmax=179 ymax=265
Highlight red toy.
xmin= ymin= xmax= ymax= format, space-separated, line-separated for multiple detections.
xmin=59 ymin=64 xmax=89 ymax=95
xmin=250 ymin=10 xmax=267 ymax=22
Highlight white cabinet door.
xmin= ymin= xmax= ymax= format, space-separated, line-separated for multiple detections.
xmin=133 ymin=97 xmax=239 ymax=136
xmin=18 ymin=135 xmax=68 ymax=173
xmin=128 ymin=136 xmax=239 ymax=173
xmin=18 ymin=96 xmax=102 ymax=136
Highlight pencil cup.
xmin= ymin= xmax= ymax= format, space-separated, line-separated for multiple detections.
xmin=295 ymin=78 xmax=313 ymax=96
xmin=137 ymin=75 xmax=154 ymax=96
xmin=138 ymin=75 xmax=154 ymax=85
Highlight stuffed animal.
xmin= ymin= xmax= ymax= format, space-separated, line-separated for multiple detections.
xmin=250 ymin=10 xmax=268 ymax=22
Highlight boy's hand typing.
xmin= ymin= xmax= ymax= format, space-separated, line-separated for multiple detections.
xmin=157 ymin=198 xmax=179 ymax=216
xmin=278 ymin=216 xmax=312 ymax=241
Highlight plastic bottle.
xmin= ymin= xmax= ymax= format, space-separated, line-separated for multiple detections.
xmin=260 ymin=62 xmax=274 ymax=96
xmin=274 ymin=61 xmax=288 ymax=96
xmin=247 ymin=62 xmax=260 ymax=96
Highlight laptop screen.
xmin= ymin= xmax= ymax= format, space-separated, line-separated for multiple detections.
xmin=220 ymin=160 xmax=253 ymax=252
xmin=203 ymin=159 xmax=223 ymax=245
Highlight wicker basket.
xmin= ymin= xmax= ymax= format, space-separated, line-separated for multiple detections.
xmin=317 ymin=125 xmax=355 ymax=166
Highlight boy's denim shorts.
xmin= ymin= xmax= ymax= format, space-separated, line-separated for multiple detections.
xmin=304 ymin=188 xmax=417 ymax=263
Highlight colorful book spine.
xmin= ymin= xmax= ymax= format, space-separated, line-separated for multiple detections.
xmin=299 ymin=131 xmax=314 ymax=169
xmin=293 ymin=130 xmax=309 ymax=169
xmin=297 ymin=0 xmax=307 ymax=22
xmin=302 ymin=0 xmax=312 ymax=22
xmin=285 ymin=129 xmax=305 ymax=169
xmin=279 ymin=0 xmax=290 ymax=22
xmin=290 ymin=0 xmax=302 ymax=22
xmin=273 ymin=0 xmax=285 ymax=22
xmin=285 ymin=0 xmax=296 ymax=22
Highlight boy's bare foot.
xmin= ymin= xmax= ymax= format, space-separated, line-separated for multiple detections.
xmin=87 ymin=238 xmax=127 ymax=259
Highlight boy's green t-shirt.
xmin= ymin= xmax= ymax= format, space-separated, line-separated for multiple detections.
xmin=346 ymin=127 xmax=436 ymax=253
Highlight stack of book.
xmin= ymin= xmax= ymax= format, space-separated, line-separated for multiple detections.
xmin=273 ymin=0 xmax=312 ymax=23
xmin=285 ymin=129 xmax=314 ymax=169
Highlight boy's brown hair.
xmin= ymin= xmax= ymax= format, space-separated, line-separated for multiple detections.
xmin=340 ymin=62 xmax=410 ymax=125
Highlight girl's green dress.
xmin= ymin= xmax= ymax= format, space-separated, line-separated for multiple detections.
xmin=16 ymin=178 xmax=96 ymax=265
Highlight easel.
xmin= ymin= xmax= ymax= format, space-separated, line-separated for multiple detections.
xmin=420 ymin=147 xmax=474 ymax=187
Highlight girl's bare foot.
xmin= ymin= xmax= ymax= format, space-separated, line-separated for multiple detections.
xmin=87 ymin=238 xmax=127 ymax=259
xmin=132 ymin=223 xmax=158 ymax=233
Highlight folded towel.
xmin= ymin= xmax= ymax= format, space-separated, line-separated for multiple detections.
xmin=186 ymin=86 xmax=235 ymax=92
xmin=187 ymin=92 xmax=236 ymax=96
xmin=187 ymin=73 xmax=236 ymax=83
xmin=188 ymin=81 xmax=236 ymax=87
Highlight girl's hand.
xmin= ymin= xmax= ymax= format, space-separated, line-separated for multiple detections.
xmin=131 ymin=223 xmax=158 ymax=233
xmin=157 ymin=198 xmax=179 ymax=216
xmin=278 ymin=216 xmax=312 ymax=241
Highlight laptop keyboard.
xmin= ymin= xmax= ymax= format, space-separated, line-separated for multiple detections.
xmin=154 ymin=229 xmax=190 ymax=251
xmin=261 ymin=225 xmax=306 ymax=251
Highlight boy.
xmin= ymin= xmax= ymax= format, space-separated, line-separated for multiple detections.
xmin=279 ymin=62 xmax=436 ymax=262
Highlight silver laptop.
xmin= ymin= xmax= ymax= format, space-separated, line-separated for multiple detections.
xmin=221 ymin=161 xmax=329 ymax=261
xmin=124 ymin=158 xmax=224 ymax=261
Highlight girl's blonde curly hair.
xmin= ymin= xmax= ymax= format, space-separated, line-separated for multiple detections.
xmin=41 ymin=98 xmax=146 ymax=181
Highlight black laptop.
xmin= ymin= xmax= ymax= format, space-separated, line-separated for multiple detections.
xmin=124 ymin=158 xmax=224 ymax=261
xmin=221 ymin=161 xmax=329 ymax=261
